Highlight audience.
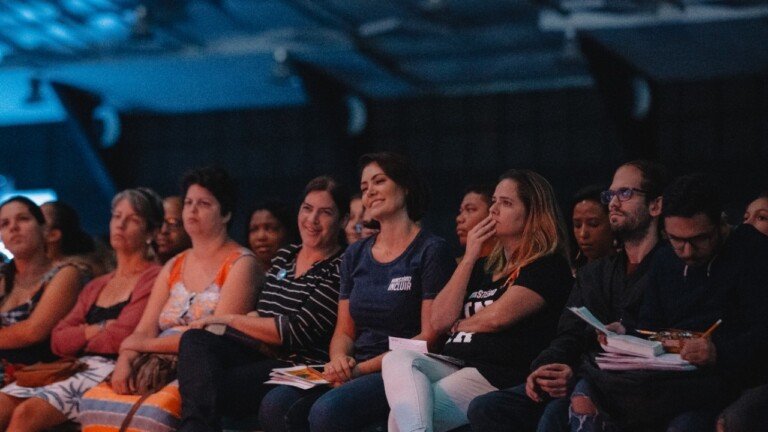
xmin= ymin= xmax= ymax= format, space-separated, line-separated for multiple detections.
xmin=258 ymin=152 xmax=455 ymax=432
xmin=156 ymin=196 xmax=192 ymax=264
xmin=467 ymin=160 xmax=668 ymax=432
xmin=570 ymin=185 xmax=616 ymax=269
xmin=571 ymin=174 xmax=768 ymax=431
xmin=0 ymin=188 xmax=163 ymax=431
xmin=383 ymin=169 xmax=572 ymax=432
xmin=0 ymin=197 xmax=86 ymax=368
xmin=79 ymin=167 xmax=258 ymax=432
xmin=246 ymin=200 xmax=296 ymax=270
xmin=455 ymin=184 xmax=495 ymax=262
xmin=176 ymin=176 xmax=347 ymax=432
xmin=0 ymin=151 xmax=765 ymax=432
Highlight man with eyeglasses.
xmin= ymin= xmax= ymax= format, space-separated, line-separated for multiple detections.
xmin=467 ymin=160 xmax=668 ymax=432
xmin=571 ymin=174 xmax=768 ymax=432
xmin=156 ymin=196 xmax=192 ymax=264
xmin=639 ymin=174 xmax=768 ymax=430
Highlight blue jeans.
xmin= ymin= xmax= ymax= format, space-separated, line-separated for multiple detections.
xmin=468 ymin=383 xmax=569 ymax=432
xmin=259 ymin=372 xmax=389 ymax=432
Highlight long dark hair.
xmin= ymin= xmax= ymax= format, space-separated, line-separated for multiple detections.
xmin=44 ymin=201 xmax=95 ymax=256
xmin=0 ymin=196 xmax=46 ymax=297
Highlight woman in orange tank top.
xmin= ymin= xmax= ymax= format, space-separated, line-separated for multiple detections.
xmin=79 ymin=167 xmax=260 ymax=432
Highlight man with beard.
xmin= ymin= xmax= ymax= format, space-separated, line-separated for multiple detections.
xmin=572 ymin=174 xmax=768 ymax=432
xmin=467 ymin=160 xmax=668 ymax=432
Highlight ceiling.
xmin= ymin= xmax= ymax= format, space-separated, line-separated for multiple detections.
xmin=1 ymin=0 xmax=767 ymax=112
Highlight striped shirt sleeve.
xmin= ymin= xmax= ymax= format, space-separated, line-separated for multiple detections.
xmin=257 ymin=245 xmax=341 ymax=357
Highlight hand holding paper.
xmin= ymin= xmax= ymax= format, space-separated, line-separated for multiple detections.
xmin=388 ymin=336 xmax=428 ymax=353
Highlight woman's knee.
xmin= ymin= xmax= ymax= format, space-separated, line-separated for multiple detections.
xmin=8 ymin=398 xmax=64 ymax=431
xmin=307 ymin=394 xmax=335 ymax=432
xmin=382 ymin=349 xmax=421 ymax=371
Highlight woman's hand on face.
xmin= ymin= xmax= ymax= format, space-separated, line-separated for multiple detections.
xmin=189 ymin=314 xmax=234 ymax=330
xmin=322 ymin=355 xmax=357 ymax=385
xmin=464 ymin=215 xmax=496 ymax=262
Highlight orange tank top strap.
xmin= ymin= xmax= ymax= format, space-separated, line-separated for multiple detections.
xmin=213 ymin=248 xmax=252 ymax=287
xmin=168 ymin=251 xmax=189 ymax=288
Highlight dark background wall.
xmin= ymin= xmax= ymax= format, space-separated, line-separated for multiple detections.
xmin=2 ymin=72 xmax=766 ymax=255
xmin=95 ymin=84 xmax=622 ymax=253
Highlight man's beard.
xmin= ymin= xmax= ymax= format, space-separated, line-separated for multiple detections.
xmin=612 ymin=207 xmax=653 ymax=243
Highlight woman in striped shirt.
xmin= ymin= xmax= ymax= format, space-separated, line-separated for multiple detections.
xmin=175 ymin=175 xmax=349 ymax=432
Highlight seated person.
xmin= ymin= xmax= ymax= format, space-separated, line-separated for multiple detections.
xmin=40 ymin=201 xmax=105 ymax=277
xmin=0 ymin=188 xmax=163 ymax=431
xmin=0 ymin=197 xmax=85 ymax=368
xmin=246 ymin=200 xmax=296 ymax=270
xmin=467 ymin=160 xmax=668 ymax=432
xmin=155 ymin=196 xmax=192 ymax=264
xmin=455 ymin=184 xmax=495 ymax=263
xmin=345 ymin=193 xmax=365 ymax=245
xmin=383 ymin=169 xmax=572 ymax=432
xmin=717 ymin=190 xmax=768 ymax=431
xmin=570 ymin=174 xmax=768 ymax=432
xmin=743 ymin=191 xmax=767 ymax=237
xmin=257 ymin=152 xmax=456 ymax=432
xmin=79 ymin=168 xmax=258 ymax=432
xmin=175 ymin=176 xmax=347 ymax=431
xmin=345 ymin=193 xmax=380 ymax=245
xmin=570 ymin=185 xmax=617 ymax=270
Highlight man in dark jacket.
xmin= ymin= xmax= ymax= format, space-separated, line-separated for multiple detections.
xmin=467 ymin=160 xmax=668 ymax=432
xmin=571 ymin=174 xmax=768 ymax=431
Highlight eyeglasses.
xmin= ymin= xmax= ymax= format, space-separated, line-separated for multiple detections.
xmin=600 ymin=187 xmax=648 ymax=204
xmin=162 ymin=218 xmax=183 ymax=230
xmin=668 ymin=230 xmax=717 ymax=251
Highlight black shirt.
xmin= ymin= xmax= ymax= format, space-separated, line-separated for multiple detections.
xmin=442 ymin=253 xmax=572 ymax=388
xmin=531 ymin=242 xmax=663 ymax=371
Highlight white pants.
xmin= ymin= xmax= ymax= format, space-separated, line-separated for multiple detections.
xmin=382 ymin=350 xmax=497 ymax=432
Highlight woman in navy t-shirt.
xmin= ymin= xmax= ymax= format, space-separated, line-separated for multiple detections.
xmin=258 ymin=152 xmax=455 ymax=432
xmin=382 ymin=169 xmax=573 ymax=432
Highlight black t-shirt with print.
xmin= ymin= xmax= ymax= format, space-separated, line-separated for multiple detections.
xmin=442 ymin=253 xmax=573 ymax=388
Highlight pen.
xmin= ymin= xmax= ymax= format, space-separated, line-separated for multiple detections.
xmin=701 ymin=319 xmax=723 ymax=338
xmin=635 ymin=329 xmax=658 ymax=336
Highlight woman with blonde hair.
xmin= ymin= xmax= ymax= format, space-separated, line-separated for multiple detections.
xmin=382 ymin=169 xmax=574 ymax=432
